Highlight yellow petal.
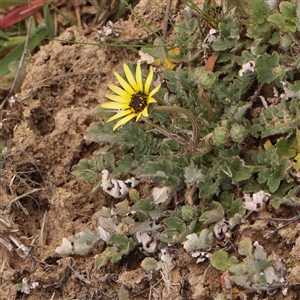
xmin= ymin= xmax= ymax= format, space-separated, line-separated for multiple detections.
xmin=123 ymin=63 xmax=139 ymax=92
xmin=107 ymin=84 xmax=131 ymax=99
xmin=107 ymin=110 xmax=132 ymax=122
xmin=136 ymin=112 xmax=143 ymax=121
xmin=136 ymin=62 xmax=143 ymax=92
xmin=114 ymin=72 xmax=136 ymax=95
xmin=113 ymin=113 xmax=137 ymax=130
xmin=147 ymin=97 xmax=156 ymax=104
xmin=144 ymin=66 xmax=153 ymax=95
xmin=141 ymin=107 xmax=149 ymax=117
xmin=105 ymin=94 xmax=131 ymax=103
xmin=101 ymin=102 xmax=129 ymax=109
xmin=148 ymin=84 xmax=161 ymax=98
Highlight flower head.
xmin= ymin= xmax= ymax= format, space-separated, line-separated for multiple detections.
xmin=101 ymin=63 xmax=160 ymax=130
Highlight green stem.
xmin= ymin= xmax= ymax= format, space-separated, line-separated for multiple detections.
xmin=153 ymin=105 xmax=200 ymax=149
xmin=141 ymin=117 xmax=186 ymax=145
xmin=200 ymin=94 xmax=214 ymax=122
xmin=198 ymin=85 xmax=214 ymax=122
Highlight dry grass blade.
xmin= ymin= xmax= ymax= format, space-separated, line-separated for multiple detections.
xmin=2 ymin=188 xmax=44 ymax=206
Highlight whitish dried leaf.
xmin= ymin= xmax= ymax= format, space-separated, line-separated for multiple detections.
xmin=101 ymin=170 xmax=138 ymax=198
xmin=136 ymin=232 xmax=157 ymax=253
xmin=184 ymin=162 xmax=202 ymax=184
xmin=152 ymin=186 xmax=172 ymax=204
xmin=203 ymin=28 xmax=218 ymax=47
xmin=239 ymin=61 xmax=255 ymax=77
xmin=253 ymin=241 xmax=267 ymax=261
xmin=55 ymin=237 xmax=73 ymax=255
xmin=20 ymin=278 xmax=39 ymax=295
xmin=191 ymin=251 xmax=211 ymax=263
xmin=214 ymin=218 xmax=229 ymax=240
xmin=182 ymin=229 xmax=214 ymax=253
xmin=73 ymin=229 xmax=100 ymax=255
xmin=97 ymin=215 xmax=116 ymax=233
xmin=56 ymin=229 xmax=100 ymax=256
xmin=280 ymin=80 xmax=300 ymax=99
xmin=138 ymin=50 xmax=155 ymax=64
xmin=264 ymin=266 xmax=279 ymax=284
xmin=266 ymin=0 xmax=279 ymax=10
xmin=97 ymin=226 xmax=110 ymax=242
xmin=273 ymin=253 xmax=286 ymax=278
xmin=243 ymin=190 xmax=270 ymax=212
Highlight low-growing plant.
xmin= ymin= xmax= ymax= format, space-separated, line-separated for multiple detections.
xmin=69 ymin=0 xmax=299 ymax=297
xmin=210 ymin=237 xmax=287 ymax=298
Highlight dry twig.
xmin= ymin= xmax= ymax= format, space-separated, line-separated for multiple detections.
xmin=162 ymin=0 xmax=172 ymax=40
xmin=258 ymin=215 xmax=300 ymax=237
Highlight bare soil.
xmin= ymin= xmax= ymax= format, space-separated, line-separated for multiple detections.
xmin=0 ymin=1 xmax=300 ymax=300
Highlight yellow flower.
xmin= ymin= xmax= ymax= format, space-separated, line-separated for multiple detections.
xmin=101 ymin=63 xmax=160 ymax=130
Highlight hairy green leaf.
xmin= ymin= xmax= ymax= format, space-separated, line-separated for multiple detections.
xmin=229 ymin=157 xmax=252 ymax=181
xmin=199 ymin=201 xmax=224 ymax=225
xmin=249 ymin=0 xmax=269 ymax=24
xmin=210 ymin=251 xmax=229 ymax=271
xmin=255 ymin=51 xmax=279 ymax=84
xmin=280 ymin=2 xmax=297 ymax=22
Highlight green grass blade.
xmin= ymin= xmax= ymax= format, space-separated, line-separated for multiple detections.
xmin=0 ymin=24 xmax=47 ymax=77
xmin=43 ymin=2 xmax=55 ymax=39
xmin=0 ymin=29 xmax=9 ymax=40
xmin=0 ymin=35 xmax=27 ymax=50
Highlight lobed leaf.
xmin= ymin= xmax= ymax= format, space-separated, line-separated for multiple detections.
xmin=255 ymin=51 xmax=279 ymax=84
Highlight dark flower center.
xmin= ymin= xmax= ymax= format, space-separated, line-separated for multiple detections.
xmin=130 ymin=93 xmax=147 ymax=113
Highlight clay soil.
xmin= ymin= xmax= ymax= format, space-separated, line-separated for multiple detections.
xmin=0 ymin=1 xmax=300 ymax=300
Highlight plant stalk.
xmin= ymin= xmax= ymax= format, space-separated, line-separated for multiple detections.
xmin=141 ymin=116 xmax=186 ymax=145
xmin=153 ymin=105 xmax=200 ymax=149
